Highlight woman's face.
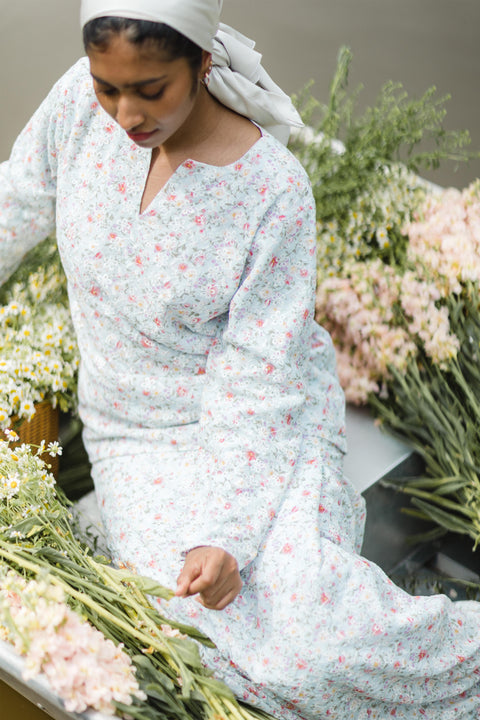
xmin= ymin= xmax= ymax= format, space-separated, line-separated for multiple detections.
xmin=87 ymin=33 xmax=209 ymax=149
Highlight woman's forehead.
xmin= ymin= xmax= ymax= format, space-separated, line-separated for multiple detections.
xmin=87 ymin=35 xmax=187 ymax=85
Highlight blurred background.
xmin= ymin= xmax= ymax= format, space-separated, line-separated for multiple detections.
xmin=1 ymin=0 xmax=479 ymax=188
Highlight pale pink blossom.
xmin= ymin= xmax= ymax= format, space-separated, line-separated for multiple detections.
xmin=405 ymin=180 xmax=480 ymax=295
xmin=316 ymin=183 xmax=480 ymax=403
xmin=0 ymin=571 xmax=145 ymax=715
xmin=316 ymin=260 xmax=416 ymax=404
xmin=400 ymin=272 xmax=459 ymax=366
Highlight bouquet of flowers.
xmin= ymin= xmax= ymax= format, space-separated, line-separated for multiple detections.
xmin=289 ymin=47 xmax=472 ymax=278
xmin=291 ymin=47 xmax=480 ymax=548
xmin=0 ymin=235 xmax=79 ymax=427
xmin=0 ymin=432 xmax=272 ymax=720
xmin=0 ymin=568 xmax=145 ymax=715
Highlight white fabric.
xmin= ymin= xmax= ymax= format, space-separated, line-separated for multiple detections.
xmin=211 ymin=24 xmax=303 ymax=144
xmin=80 ymin=1 xmax=303 ymax=143
xmin=80 ymin=0 xmax=222 ymax=51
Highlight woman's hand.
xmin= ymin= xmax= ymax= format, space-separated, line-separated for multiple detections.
xmin=175 ymin=546 xmax=242 ymax=610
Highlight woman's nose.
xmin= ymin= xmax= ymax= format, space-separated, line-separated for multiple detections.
xmin=115 ymin=95 xmax=144 ymax=131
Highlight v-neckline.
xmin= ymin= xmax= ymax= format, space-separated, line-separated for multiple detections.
xmin=136 ymin=132 xmax=266 ymax=217
xmin=138 ymin=151 xmax=188 ymax=217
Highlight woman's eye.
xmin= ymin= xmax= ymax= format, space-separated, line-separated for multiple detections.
xmin=95 ymin=85 xmax=165 ymax=100
xmin=96 ymin=86 xmax=118 ymax=97
xmin=139 ymin=88 xmax=165 ymax=101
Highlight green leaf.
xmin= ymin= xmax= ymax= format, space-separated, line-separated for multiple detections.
xmin=198 ymin=674 xmax=237 ymax=700
xmin=382 ymin=475 xmax=463 ymax=491
xmin=105 ymin=566 xmax=175 ymax=600
xmin=8 ymin=517 xmax=45 ymax=537
xmin=410 ymin=497 xmax=477 ymax=538
xmin=404 ymin=526 xmax=448 ymax=545
xmin=143 ymin=608 xmax=217 ymax=648
xmin=167 ymin=636 xmax=203 ymax=667
xmin=113 ymin=700 xmax=168 ymax=720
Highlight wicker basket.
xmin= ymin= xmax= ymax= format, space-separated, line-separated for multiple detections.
xmin=10 ymin=400 xmax=60 ymax=478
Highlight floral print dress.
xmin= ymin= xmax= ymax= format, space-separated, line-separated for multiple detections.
xmin=1 ymin=58 xmax=480 ymax=719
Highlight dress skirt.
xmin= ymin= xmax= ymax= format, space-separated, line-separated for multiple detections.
xmin=91 ymin=437 xmax=480 ymax=720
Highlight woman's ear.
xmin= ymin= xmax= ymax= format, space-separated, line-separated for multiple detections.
xmin=200 ymin=51 xmax=213 ymax=84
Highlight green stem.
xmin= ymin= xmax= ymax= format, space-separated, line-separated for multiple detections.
xmin=0 ymin=542 xmax=178 ymax=660
xmin=398 ymin=487 xmax=478 ymax=518
xmin=89 ymin=560 xmax=197 ymax=696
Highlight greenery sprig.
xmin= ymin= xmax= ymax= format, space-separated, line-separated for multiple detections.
xmin=290 ymin=46 xmax=474 ymax=225
xmin=289 ymin=47 xmax=477 ymax=276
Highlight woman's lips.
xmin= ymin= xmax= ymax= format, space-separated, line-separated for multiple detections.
xmin=126 ymin=130 xmax=157 ymax=141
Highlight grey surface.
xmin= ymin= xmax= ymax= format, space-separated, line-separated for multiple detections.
xmin=344 ymin=405 xmax=412 ymax=493
xmin=1 ymin=0 xmax=480 ymax=188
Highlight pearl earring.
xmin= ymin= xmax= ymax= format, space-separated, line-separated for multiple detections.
xmin=202 ymin=63 xmax=213 ymax=87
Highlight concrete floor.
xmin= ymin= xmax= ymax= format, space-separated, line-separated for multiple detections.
xmin=1 ymin=0 xmax=479 ymax=188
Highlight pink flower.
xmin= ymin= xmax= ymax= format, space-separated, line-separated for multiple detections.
xmin=405 ymin=180 xmax=480 ymax=294
xmin=316 ymin=259 xmax=415 ymax=403
xmin=0 ymin=572 xmax=145 ymax=715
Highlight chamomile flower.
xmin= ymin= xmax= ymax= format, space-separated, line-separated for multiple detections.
xmin=47 ymin=442 xmax=62 ymax=457
xmin=0 ymin=236 xmax=79 ymax=428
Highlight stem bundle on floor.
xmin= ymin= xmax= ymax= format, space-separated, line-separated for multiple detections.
xmin=371 ymin=282 xmax=480 ymax=549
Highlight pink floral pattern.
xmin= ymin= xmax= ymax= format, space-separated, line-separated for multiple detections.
xmin=2 ymin=58 xmax=480 ymax=718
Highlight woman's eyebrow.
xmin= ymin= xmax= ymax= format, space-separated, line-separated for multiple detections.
xmin=90 ymin=73 xmax=167 ymax=89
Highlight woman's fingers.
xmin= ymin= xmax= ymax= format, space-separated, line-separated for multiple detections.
xmin=175 ymin=552 xmax=206 ymax=597
xmin=197 ymin=584 xmax=241 ymax=610
xmin=193 ymin=569 xmax=242 ymax=610
xmin=175 ymin=546 xmax=242 ymax=610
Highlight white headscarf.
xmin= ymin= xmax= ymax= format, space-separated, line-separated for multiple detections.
xmin=80 ymin=0 xmax=303 ymax=143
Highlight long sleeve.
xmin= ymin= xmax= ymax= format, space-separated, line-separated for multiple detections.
xmin=180 ymin=179 xmax=340 ymax=569
xmin=0 ymin=67 xmax=71 ymax=283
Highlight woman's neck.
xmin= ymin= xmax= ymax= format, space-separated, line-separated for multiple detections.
xmin=158 ymin=85 xmax=261 ymax=168
xmin=158 ymin=85 xmax=224 ymax=160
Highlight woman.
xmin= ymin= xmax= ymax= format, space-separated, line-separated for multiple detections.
xmin=1 ymin=1 xmax=480 ymax=717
